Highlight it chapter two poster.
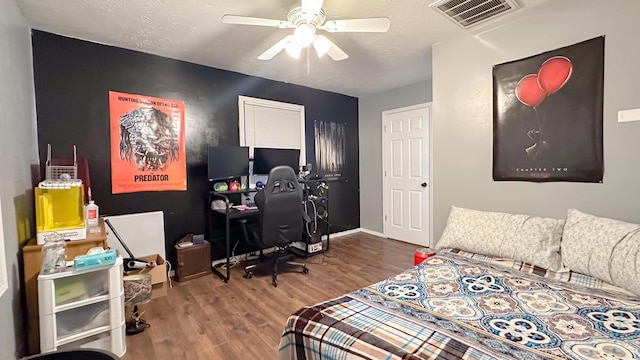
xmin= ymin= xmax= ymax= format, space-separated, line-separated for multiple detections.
xmin=492 ymin=36 xmax=604 ymax=182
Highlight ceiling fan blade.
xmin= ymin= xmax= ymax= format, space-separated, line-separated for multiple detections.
xmin=320 ymin=17 xmax=391 ymax=33
xmin=257 ymin=35 xmax=294 ymax=60
xmin=301 ymin=0 xmax=324 ymax=17
xmin=313 ymin=36 xmax=348 ymax=61
xmin=326 ymin=43 xmax=348 ymax=61
xmin=222 ymin=15 xmax=292 ymax=28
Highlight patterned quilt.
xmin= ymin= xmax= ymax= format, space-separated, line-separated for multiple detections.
xmin=278 ymin=251 xmax=640 ymax=360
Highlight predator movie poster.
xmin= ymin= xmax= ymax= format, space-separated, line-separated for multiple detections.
xmin=109 ymin=91 xmax=186 ymax=194
xmin=492 ymin=37 xmax=604 ymax=182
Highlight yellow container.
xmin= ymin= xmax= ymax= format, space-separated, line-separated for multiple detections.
xmin=35 ymin=180 xmax=85 ymax=243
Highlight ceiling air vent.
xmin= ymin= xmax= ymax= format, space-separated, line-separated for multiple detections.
xmin=430 ymin=0 xmax=521 ymax=28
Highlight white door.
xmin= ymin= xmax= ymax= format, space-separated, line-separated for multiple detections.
xmin=383 ymin=103 xmax=431 ymax=246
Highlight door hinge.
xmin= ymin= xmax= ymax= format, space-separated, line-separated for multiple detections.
xmin=385 ymin=214 xmax=387 ymax=221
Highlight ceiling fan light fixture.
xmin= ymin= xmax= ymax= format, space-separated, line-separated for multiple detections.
xmin=293 ymin=23 xmax=316 ymax=47
xmin=285 ymin=41 xmax=304 ymax=59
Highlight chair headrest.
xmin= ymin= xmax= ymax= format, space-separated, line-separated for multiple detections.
xmin=265 ymin=166 xmax=298 ymax=194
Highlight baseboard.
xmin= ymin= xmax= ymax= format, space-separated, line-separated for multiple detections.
xmin=322 ymin=228 xmax=361 ymax=240
xmin=359 ymin=228 xmax=385 ymax=238
xmin=210 ymin=229 xmax=363 ymax=267
xmin=209 ymin=229 xmax=369 ymax=267
xmin=211 ymin=246 xmax=276 ymax=268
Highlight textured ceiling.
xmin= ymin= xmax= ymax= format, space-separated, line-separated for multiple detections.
xmin=16 ymin=0 xmax=549 ymax=97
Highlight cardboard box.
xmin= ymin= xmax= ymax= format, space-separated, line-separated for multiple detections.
xmin=125 ymin=254 xmax=167 ymax=299
xmin=152 ymin=282 xmax=167 ymax=299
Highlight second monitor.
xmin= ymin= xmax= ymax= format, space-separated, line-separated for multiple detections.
xmin=253 ymin=148 xmax=301 ymax=175
xmin=208 ymin=146 xmax=249 ymax=181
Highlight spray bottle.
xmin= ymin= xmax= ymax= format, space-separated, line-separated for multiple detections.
xmin=85 ymin=187 xmax=100 ymax=233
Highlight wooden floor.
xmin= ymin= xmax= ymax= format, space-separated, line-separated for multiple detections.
xmin=122 ymin=232 xmax=416 ymax=360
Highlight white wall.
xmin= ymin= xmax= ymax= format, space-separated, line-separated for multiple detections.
xmin=359 ymin=80 xmax=432 ymax=233
xmin=0 ymin=0 xmax=38 ymax=358
xmin=432 ymin=0 xmax=640 ymax=239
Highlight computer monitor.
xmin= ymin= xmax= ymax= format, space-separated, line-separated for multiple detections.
xmin=252 ymin=148 xmax=301 ymax=175
xmin=207 ymin=146 xmax=249 ymax=181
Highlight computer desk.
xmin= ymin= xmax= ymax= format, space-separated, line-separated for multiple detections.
xmin=208 ymin=179 xmax=330 ymax=282
xmin=209 ymin=188 xmax=259 ymax=282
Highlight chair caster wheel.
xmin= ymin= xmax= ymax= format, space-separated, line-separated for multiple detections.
xmin=302 ymin=267 xmax=309 ymax=274
xmin=244 ymin=272 xmax=253 ymax=279
xmin=273 ymin=281 xmax=278 ymax=287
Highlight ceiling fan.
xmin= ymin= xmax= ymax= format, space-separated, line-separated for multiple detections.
xmin=222 ymin=0 xmax=391 ymax=61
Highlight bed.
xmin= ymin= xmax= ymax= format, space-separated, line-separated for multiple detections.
xmin=278 ymin=208 xmax=640 ymax=360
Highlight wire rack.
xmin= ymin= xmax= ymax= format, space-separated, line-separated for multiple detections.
xmin=45 ymin=144 xmax=77 ymax=180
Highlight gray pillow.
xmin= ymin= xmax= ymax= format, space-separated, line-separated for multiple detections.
xmin=436 ymin=206 xmax=565 ymax=271
xmin=561 ymin=209 xmax=640 ymax=295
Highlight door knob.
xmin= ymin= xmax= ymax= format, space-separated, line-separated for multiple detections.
xmin=421 ymin=182 xmax=427 ymax=188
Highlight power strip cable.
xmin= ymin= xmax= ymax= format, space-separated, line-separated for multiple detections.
xmin=304 ymin=197 xmax=318 ymax=238
xmin=220 ymin=240 xmax=240 ymax=270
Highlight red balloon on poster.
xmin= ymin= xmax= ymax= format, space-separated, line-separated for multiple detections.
xmin=516 ymin=74 xmax=546 ymax=108
xmin=537 ymin=56 xmax=572 ymax=95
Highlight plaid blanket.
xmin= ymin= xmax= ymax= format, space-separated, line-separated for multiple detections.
xmin=279 ymin=251 xmax=640 ymax=359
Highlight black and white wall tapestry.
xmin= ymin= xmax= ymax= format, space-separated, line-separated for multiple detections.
xmin=314 ymin=120 xmax=346 ymax=179
xmin=492 ymin=36 xmax=604 ymax=182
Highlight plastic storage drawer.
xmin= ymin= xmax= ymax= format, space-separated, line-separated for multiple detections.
xmin=40 ymin=294 xmax=123 ymax=345
xmin=39 ymin=259 xmax=123 ymax=315
xmin=38 ymin=258 xmax=125 ymax=356
xmin=58 ymin=322 xmax=126 ymax=357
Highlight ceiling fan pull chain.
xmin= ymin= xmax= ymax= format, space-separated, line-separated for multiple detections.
xmin=307 ymin=47 xmax=311 ymax=76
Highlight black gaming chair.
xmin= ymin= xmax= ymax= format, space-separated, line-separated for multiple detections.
xmin=243 ymin=165 xmax=308 ymax=286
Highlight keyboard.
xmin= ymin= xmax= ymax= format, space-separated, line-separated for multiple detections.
xmin=232 ymin=204 xmax=258 ymax=211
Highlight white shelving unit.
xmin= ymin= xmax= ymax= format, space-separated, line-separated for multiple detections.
xmin=38 ymin=257 xmax=126 ymax=357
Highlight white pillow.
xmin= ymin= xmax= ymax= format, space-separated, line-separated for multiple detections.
xmin=561 ymin=209 xmax=640 ymax=295
xmin=436 ymin=206 xmax=565 ymax=271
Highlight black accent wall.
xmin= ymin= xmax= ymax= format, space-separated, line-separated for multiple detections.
xmin=32 ymin=31 xmax=360 ymax=262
